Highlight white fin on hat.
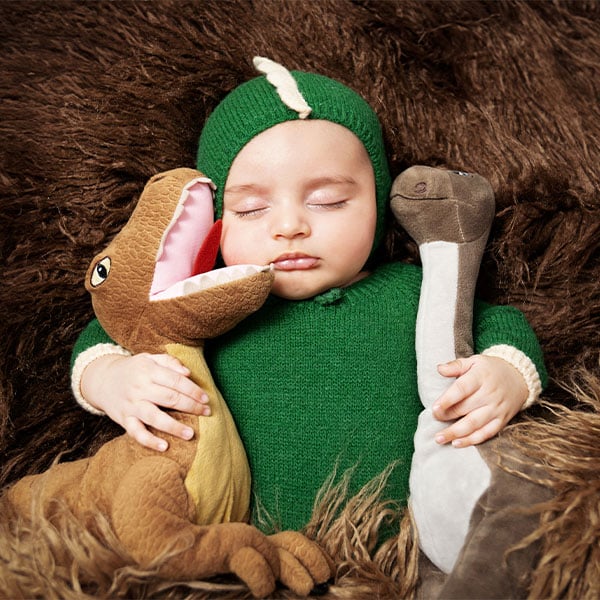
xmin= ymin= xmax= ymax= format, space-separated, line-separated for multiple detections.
xmin=253 ymin=56 xmax=312 ymax=119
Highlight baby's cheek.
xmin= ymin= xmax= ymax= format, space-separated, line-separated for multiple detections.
xmin=220 ymin=228 xmax=257 ymax=267
xmin=220 ymin=242 xmax=242 ymax=267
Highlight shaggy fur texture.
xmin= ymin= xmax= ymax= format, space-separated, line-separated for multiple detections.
xmin=1 ymin=0 xmax=599 ymax=597
xmin=509 ymin=363 xmax=600 ymax=600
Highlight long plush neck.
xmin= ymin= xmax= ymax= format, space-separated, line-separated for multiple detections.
xmin=416 ymin=239 xmax=483 ymax=408
xmin=416 ymin=241 xmax=461 ymax=408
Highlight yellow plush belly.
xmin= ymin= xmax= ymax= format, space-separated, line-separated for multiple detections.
xmin=165 ymin=344 xmax=251 ymax=525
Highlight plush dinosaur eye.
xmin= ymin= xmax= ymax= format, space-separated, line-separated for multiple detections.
xmin=90 ymin=257 xmax=111 ymax=287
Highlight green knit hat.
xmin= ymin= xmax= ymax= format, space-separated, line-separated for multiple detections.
xmin=197 ymin=57 xmax=391 ymax=251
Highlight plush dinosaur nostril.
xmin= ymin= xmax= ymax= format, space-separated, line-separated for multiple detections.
xmin=415 ymin=181 xmax=427 ymax=194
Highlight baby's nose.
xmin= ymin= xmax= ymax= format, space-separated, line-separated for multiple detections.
xmin=271 ymin=206 xmax=311 ymax=238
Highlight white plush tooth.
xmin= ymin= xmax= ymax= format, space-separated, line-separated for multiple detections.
xmin=182 ymin=279 xmax=200 ymax=295
xmin=151 ymin=263 xmax=270 ymax=301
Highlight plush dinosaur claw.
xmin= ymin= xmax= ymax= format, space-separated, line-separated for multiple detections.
xmin=195 ymin=526 xmax=331 ymax=598
xmin=229 ymin=545 xmax=278 ymax=598
xmin=269 ymin=531 xmax=334 ymax=596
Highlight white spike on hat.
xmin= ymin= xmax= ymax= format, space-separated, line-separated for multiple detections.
xmin=253 ymin=56 xmax=312 ymax=119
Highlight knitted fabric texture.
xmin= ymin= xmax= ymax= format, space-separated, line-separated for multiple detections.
xmin=196 ymin=68 xmax=392 ymax=251
xmin=73 ymin=262 xmax=547 ymax=531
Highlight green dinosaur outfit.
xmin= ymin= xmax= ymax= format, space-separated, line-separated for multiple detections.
xmin=73 ymin=261 xmax=546 ymax=530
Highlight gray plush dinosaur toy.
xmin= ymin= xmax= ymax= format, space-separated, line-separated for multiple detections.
xmin=391 ymin=166 xmax=552 ymax=598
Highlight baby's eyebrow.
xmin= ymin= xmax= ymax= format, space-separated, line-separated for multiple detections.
xmin=225 ymin=177 xmax=357 ymax=197
xmin=224 ymin=183 xmax=267 ymax=196
xmin=308 ymin=175 xmax=358 ymax=189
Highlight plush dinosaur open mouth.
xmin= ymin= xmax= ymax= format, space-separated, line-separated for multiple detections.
xmin=149 ymin=177 xmax=270 ymax=302
xmin=151 ymin=263 xmax=272 ymax=301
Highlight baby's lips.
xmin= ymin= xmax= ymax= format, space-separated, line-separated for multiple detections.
xmin=272 ymin=256 xmax=318 ymax=270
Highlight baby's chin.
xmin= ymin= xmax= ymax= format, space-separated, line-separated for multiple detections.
xmin=270 ymin=271 xmax=370 ymax=301
xmin=270 ymin=288 xmax=323 ymax=301
xmin=270 ymin=279 xmax=330 ymax=301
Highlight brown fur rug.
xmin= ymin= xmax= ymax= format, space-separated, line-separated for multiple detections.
xmin=1 ymin=1 xmax=599 ymax=597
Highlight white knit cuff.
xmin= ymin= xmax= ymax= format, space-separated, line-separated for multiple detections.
xmin=482 ymin=344 xmax=542 ymax=409
xmin=71 ymin=343 xmax=132 ymax=415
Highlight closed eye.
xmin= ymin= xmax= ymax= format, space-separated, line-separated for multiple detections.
xmin=232 ymin=206 xmax=269 ymax=218
xmin=307 ymin=200 xmax=348 ymax=210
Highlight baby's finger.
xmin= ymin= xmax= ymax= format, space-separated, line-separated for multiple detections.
xmin=149 ymin=369 xmax=210 ymax=414
xmin=136 ymin=402 xmax=199 ymax=442
xmin=449 ymin=417 xmax=503 ymax=448
xmin=433 ymin=376 xmax=480 ymax=420
xmin=437 ymin=357 xmax=474 ymax=378
xmin=434 ymin=406 xmax=492 ymax=445
xmin=149 ymin=353 xmax=191 ymax=376
xmin=123 ymin=415 xmax=171 ymax=452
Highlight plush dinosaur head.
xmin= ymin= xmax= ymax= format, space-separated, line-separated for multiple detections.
xmin=390 ymin=166 xmax=495 ymax=248
xmin=391 ymin=166 xmax=495 ymax=360
xmin=85 ymin=168 xmax=274 ymax=354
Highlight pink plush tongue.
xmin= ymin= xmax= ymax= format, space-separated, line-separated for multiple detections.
xmin=192 ymin=219 xmax=222 ymax=275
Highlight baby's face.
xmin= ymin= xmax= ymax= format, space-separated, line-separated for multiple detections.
xmin=221 ymin=120 xmax=377 ymax=300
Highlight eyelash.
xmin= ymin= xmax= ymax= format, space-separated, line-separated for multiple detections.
xmin=232 ymin=207 xmax=268 ymax=218
xmin=309 ymin=200 xmax=348 ymax=210
xmin=232 ymin=200 xmax=348 ymax=218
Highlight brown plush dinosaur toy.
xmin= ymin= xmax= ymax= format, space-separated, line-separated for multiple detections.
xmin=391 ymin=166 xmax=553 ymax=598
xmin=6 ymin=167 xmax=332 ymax=598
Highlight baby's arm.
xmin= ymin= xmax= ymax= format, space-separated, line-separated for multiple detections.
xmin=72 ymin=320 xmax=210 ymax=451
xmin=432 ymin=302 xmax=546 ymax=447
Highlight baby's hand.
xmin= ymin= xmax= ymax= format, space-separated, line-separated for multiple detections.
xmin=81 ymin=353 xmax=210 ymax=451
xmin=431 ymin=355 xmax=527 ymax=447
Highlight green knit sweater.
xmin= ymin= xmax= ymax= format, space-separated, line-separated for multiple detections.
xmin=72 ymin=262 xmax=547 ymax=531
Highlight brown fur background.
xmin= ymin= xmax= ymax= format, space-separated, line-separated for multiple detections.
xmin=1 ymin=0 xmax=598 ymax=597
